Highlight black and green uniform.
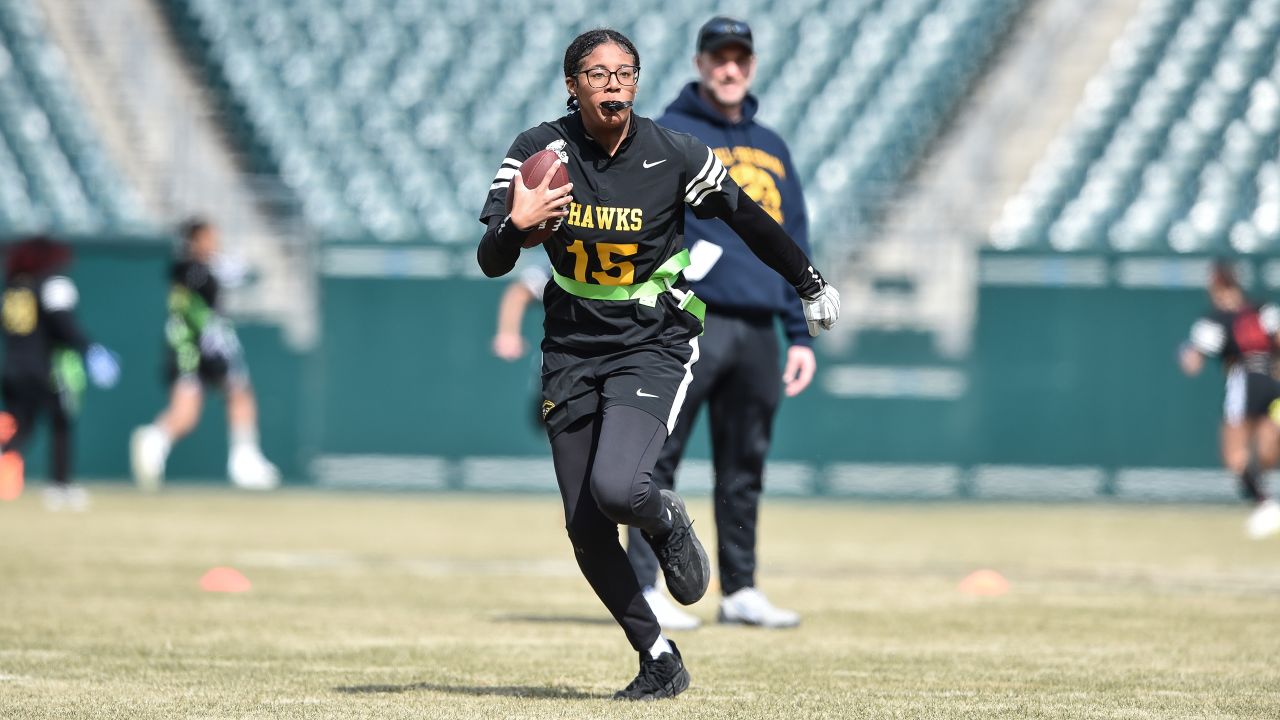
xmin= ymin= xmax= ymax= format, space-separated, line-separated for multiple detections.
xmin=1 ymin=273 xmax=91 ymax=483
xmin=164 ymin=258 xmax=246 ymax=388
xmin=477 ymin=111 xmax=826 ymax=653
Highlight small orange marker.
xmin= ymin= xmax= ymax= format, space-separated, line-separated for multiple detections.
xmin=0 ymin=451 xmax=24 ymax=502
xmin=958 ymin=569 xmax=1009 ymax=597
xmin=199 ymin=567 xmax=252 ymax=593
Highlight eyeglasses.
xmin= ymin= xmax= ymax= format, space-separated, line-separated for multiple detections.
xmin=577 ymin=65 xmax=640 ymax=88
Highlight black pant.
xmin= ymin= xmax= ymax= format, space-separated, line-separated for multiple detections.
xmin=551 ymin=403 xmax=671 ymax=652
xmin=627 ymin=310 xmax=781 ymax=596
xmin=2 ymin=377 xmax=73 ymax=484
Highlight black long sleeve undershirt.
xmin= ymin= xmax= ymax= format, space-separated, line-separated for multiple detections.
xmin=476 ymin=214 xmax=532 ymax=278
xmin=720 ymin=186 xmax=825 ymax=299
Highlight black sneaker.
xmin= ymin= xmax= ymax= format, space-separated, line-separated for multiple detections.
xmin=644 ymin=489 xmax=710 ymax=606
xmin=612 ymin=640 xmax=690 ymax=701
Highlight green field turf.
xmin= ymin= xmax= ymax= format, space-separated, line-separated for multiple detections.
xmin=2 ymin=487 xmax=1279 ymax=718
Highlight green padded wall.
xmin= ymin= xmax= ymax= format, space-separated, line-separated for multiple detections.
xmin=7 ymin=242 xmax=1242 ymax=498
xmin=310 ymin=250 xmax=1237 ymax=500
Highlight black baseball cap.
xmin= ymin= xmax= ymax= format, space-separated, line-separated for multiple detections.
xmin=697 ymin=16 xmax=753 ymax=54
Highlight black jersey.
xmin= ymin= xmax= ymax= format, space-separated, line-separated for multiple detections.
xmin=479 ymin=113 xmax=740 ymax=352
xmin=1 ymin=274 xmax=89 ymax=381
xmin=167 ymin=258 xmax=221 ymax=346
xmin=166 ymin=257 xmax=245 ymax=375
xmin=171 ymin=259 xmax=219 ymax=312
xmin=1188 ymin=304 xmax=1280 ymax=374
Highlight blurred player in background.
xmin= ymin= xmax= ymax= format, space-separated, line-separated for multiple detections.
xmin=477 ymin=29 xmax=839 ymax=700
xmin=492 ymin=265 xmax=549 ymax=362
xmin=488 ymin=266 xmax=550 ymax=427
xmin=492 ymin=265 xmax=551 ymax=428
xmin=130 ymin=218 xmax=279 ymax=491
xmin=626 ymin=16 xmax=814 ymax=631
xmin=1179 ymin=260 xmax=1280 ymax=539
xmin=1 ymin=235 xmax=119 ymax=510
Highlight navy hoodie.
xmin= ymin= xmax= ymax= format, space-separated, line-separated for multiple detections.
xmin=658 ymin=82 xmax=812 ymax=346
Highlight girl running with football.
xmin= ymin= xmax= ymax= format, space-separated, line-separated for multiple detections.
xmin=476 ymin=28 xmax=839 ymax=700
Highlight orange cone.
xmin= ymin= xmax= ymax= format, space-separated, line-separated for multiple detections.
xmin=958 ymin=569 xmax=1009 ymax=597
xmin=199 ymin=567 xmax=252 ymax=593
xmin=0 ymin=451 xmax=24 ymax=502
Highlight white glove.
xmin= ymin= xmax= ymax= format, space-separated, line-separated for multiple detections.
xmin=86 ymin=343 xmax=121 ymax=389
xmin=199 ymin=317 xmax=243 ymax=360
xmin=803 ymin=284 xmax=841 ymax=337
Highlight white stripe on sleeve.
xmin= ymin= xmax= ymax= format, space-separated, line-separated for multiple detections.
xmin=685 ymin=148 xmax=716 ymax=196
xmin=41 ymin=276 xmax=79 ymax=312
xmin=1190 ymin=319 xmax=1225 ymax=355
xmin=685 ymin=150 xmax=728 ymax=207
xmin=1260 ymin=304 xmax=1280 ymax=334
xmin=689 ymin=164 xmax=727 ymax=207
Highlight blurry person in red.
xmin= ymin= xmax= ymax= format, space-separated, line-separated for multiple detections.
xmin=1180 ymin=260 xmax=1280 ymax=539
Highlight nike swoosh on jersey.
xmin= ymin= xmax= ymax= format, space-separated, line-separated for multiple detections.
xmin=636 ymin=389 xmax=659 ymax=398
xmin=642 ymin=159 xmax=667 ymax=169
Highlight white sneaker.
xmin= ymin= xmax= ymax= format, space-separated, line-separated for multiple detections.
xmin=130 ymin=425 xmax=167 ymax=492
xmin=718 ymin=587 xmax=800 ymax=628
xmin=228 ymin=446 xmax=281 ymax=491
xmin=42 ymin=485 xmax=66 ymax=512
xmin=1246 ymin=499 xmax=1280 ymax=540
xmin=63 ymin=485 xmax=89 ymax=512
xmin=643 ymin=587 xmax=701 ymax=631
xmin=42 ymin=485 xmax=89 ymax=512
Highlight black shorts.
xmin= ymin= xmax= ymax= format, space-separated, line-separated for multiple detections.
xmin=164 ymin=349 xmax=248 ymax=390
xmin=540 ymin=339 xmax=700 ymax=438
xmin=1223 ymin=367 xmax=1280 ymax=424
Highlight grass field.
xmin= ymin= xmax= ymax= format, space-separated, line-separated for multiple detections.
xmin=2 ymin=487 xmax=1279 ymax=719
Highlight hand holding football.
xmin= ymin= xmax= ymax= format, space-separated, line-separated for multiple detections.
xmin=506 ymin=149 xmax=572 ymax=248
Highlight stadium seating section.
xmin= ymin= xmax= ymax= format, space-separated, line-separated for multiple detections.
xmin=992 ymin=0 xmax=1280 ymax=253
xmin=160 ymin=0 xmax=1021 ymax=243
xmin=0 ymin=3 xmax=145 ymax=236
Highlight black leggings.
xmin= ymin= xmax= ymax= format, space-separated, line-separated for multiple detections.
xmin=2 ymin=378 xmax=73 ymax=485
xmin=551 ymin=403 xmax=670 ymax=652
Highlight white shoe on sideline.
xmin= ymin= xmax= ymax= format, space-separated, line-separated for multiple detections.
xmin=643 ymin=587 xmax=701 ymax=631
xmin=229 ymin=446 xmax=281 ymax=491
xmin=1246 ymin=499 xmax=1280 ymax=540
xmin=43 ymin=484 xmax=89 ymax=512
xmin=130 ymin=425 xmax=167 ymax=492
xmin=718 ymin=587 xmax=800 ymax=628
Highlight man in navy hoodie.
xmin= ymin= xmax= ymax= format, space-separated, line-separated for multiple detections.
xmin=626 ymin=16 xmax=814 ymax=630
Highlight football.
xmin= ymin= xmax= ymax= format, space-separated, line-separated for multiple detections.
xmin=505 ymin=149 xmax=570 ymax=248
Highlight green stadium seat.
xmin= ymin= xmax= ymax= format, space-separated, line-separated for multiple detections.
xmin=993 ymin=0 xmax=1280 ymax=254
xmin=0 ymin=4 xmax=144 ymax=235
xmin=158 ymin=0 xmax=1022 ymax=243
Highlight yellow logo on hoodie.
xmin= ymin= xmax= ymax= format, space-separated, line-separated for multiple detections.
xmin=713 ymin=146 xmax=785 ymax=224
